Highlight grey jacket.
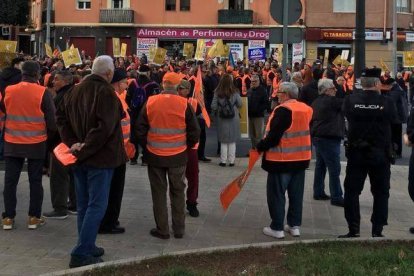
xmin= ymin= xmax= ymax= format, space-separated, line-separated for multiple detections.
xmin=211 ymin=92 xmax=243 ymax=143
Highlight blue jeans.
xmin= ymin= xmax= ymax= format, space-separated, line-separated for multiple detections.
xmin=313 ymin=137 xmax=343 ymax=201
xmin=71 ymin=165 xmax=113 ymax=257
xmin=266 ymin=170 xmax=305 ymax=231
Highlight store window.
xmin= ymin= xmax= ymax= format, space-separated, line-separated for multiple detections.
xmin=112 ymin=0 xmax=124 ymax=9
xmin=333 ymin=0 xmax=355 ymax=13
xmin=229 ymin=0 xmax=244 ymax=10
xmin=397 ymin=0 xmax=411 ymax=13
xmin=77 ymin=0 xmax=91 ymax=10
xmin=180 ymin=0 xmax=190 ymax=11
xmin=165 ymin=0 xmax=176 ymax=11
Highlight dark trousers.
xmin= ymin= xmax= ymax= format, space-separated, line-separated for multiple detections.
xmin=50 ymin=153 xmax=76 ymax=212
xmin=409 ymin=147 xmax=414 ymax=201
xmin=197 ymin=118 xmax=207 ymax=158
xmin=148 ymin=165 xmax=186 ymax=236
xmin=186 ymin=149 xmax=199 ymax=205
xmin=391 ymin=123 xmax=402 ymax=156
xmin=100 ymin=163 xmax=126 ymax=230
xmin=2 ymin=157 xmax=44 ymax=219
xmin=343 ymin=160 xmax=390 ymax=233
xmin=266 ymin=170 xmax=305 ymax=230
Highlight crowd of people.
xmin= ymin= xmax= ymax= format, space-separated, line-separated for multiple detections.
xmin=0 ymin=51 xmax=413 ymax=268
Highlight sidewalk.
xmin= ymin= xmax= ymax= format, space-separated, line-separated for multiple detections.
xmin=0 ymin=158 xmax=413 ymax=275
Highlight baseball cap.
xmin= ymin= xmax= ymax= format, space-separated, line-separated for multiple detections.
xmin=162 ymin=72 xmax=181 ymax=85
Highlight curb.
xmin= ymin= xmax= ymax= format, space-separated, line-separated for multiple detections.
xmin=41 ymin=237 xmax=414 ymax=276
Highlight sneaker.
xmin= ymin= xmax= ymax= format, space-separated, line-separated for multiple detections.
xmin=69 ymin=255 xmax=103 ymax=268
xmin=2 ymin=217 xmax=14 ymax=230
xmin=187 ymin=204 xmax=199 ymax=217
xmin=43 ymin=210 xmax=68 ymax=220
xmin=28 ymin=216 xmax=46 ymax=230
xmin=67 ymin=207 xmax=77 ymax=215
xmin=263 ymin=227 xmax=284 ymax=239
xmin=313 ymin=194 xmax=331 ymax=200
xmin=284 ymin=225 xmax=300 ymax=237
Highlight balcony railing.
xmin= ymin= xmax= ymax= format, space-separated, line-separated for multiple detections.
xmin=218 ymin=9 xmax=253 ymax=24
xmin=99 ymin=9 xmax=134 ymax=24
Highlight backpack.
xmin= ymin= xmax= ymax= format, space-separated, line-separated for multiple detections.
xmin=218 ymin=97 xmax=235 ymax=119
xmin=131 ymin=80 xmax=158 ymax=109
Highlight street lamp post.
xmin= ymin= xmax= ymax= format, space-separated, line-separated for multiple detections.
xmin=392 ymin=0 xmax=398 ymax=76
xmin=46 ymin=0 xmax=52 ymax=46
xmin=354 ymin=0 xmax=366 ymax=80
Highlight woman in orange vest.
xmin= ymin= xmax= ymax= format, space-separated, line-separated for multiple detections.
xmin=98 ymin=68 xmax=132 ymax=234
xmin=256 ymin=82 xmax=313 ymax=239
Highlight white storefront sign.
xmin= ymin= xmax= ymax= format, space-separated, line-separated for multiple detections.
xmin=227 ymin=43 xmax=244 ymax=61
xmin=137 ymin=38 xmax=158 ymax=57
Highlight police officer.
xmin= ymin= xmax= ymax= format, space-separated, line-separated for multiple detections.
xmin=339 ymin=68 xmax=398 ymax=238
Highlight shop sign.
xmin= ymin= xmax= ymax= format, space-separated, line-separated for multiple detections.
xmin=137 ymin=38 xmax=158 ymax=57
xmin=137 ymin=28 xmax=269 ymax=40
xmin=406 ymin=33 xmax=414 ymax=42
xmin=248 ymin=40 xmax=266 ymax=49
xmin=227 ymin=43 xmax=244 ymax=61
xmin=321 ymin=30 xmax=353 ymax=40
xmin=353 ymin=31 xmax=383 ymax=41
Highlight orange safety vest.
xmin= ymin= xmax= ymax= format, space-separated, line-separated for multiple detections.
xmin=146 ymin=93 xmax=188 ymax=156
xmin=188 ymin=98 xmax=199 ymax=150
xmin=346 ymin=74 xmax=354 ymax=91
xmin=264 ymin=100 xmax=312 ymax=162
xmin=241 ymin=75 xmax=251 ymax=96
xmin=266 ymin=70 xmax=275 ymax=86
xmin=0 ymin=93 xmax=4 ymax=130
xmin=4 ymin=82 xmax=47 ymax=144
xmin=262 ymin=68 xmax=270 ymax=82
xmin=271 ymin=76 xmax=281 ymax=98
xmin=117 ymin=90 xmax=130 ymax=144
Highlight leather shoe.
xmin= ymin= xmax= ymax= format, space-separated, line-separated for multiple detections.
xmin=98 ymin=226 xmax=125 ymax=234
xmin=410 ymin=227 xmax=414 ymax=234
xmin=219 ymin=163 xmax=226 ymax=167
xmin=199 ymin=157 xmax=211 ymax=162
xmin=92 ymin=246 xmax=105 ymax=257
xmin=331 ymin=198 xmax=344 ymax=207
xmin=338 ymin=232 xmax=360 ymax=238
xmin=174 ymin=233 xmax=183 ymax=239
xmin=372 ymin=225 xmax=383 ymax=238
xmin=313 ymin=194 xmax=331 ymax=200
xmin=150 ymin=228 xmax=170 ymax=239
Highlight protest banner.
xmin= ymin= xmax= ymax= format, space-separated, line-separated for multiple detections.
xmin=44 ymin=43 xmax=53 ymax=58
xmin=403 ymin=52 xmax=414 ymax=68
xmin=137 ymin=38 xmax=158 ymax=57
xmin=120 ymin=43 xmax=127 ymax=57
xmin=153 ymin=48 xmax=167 ymax=65
xmin=195 ymin=39 xmax=206 ymax=60
xmin=0 ymin=40 xmax=17 ymax=53
xmin=227 ymin=43 xmax=244 ymax=61
xmin=61 ymin=48 xmax=82 ymax=67
xmin=183 ymin=43 xmax=194 ymax=57
xmin=112 ymin=38 xmax=121 ymax=57
xmin=248 ymin=48 xmax=266 ymax=61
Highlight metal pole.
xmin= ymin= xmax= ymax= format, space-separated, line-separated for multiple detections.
xmin=282 ymin=0 xmax=288 ymax=81
xmin=392 ymin=0 xmax=398 ymax=76
xmin=46 ymin=0 xmax=51 ymax=46
xmin=354 ymin=0 xmax=366 ymax=80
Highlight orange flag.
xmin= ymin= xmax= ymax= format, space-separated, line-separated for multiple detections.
xmin=53 ymin=143 xmax=77 ymax=166
xmin=220 ymin=150 xmax=261 ymax=210
xmin=193 ymin=65 xmax=211 ymax=127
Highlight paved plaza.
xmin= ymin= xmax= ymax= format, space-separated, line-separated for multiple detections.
xmin=0 ymin=153 xmax=413 ymax=275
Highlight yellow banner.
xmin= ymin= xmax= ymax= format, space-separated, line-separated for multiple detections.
xmin=112 ymin=38 xmax=121 ymax=57
xmin=153 ymin=48 xmax=167 ymax=65
xmin=44 ymin=43 xmax=53 ymax=57
xmin=221 ymin=44 xmax=230 ymax=57
xmin=183 ymin=43 xmax=194 ymax=57
xmin=148 ymin=46 xmax=156 ymax=63
xmin=380 ymin=58 xmax=390 ymax=71
xmin=403 ymin=52 xmax=414 ymax=67
xmin=0 ymin=40 xmax=17 ymax=53
xmin=332 ymin=55 xmax=342 ymax=67
xmin=70 ymin=44 xmax=75 ymax=50
xmin=0 ymin=52 xmax=16 ymax=69
xmin=195 ymin=39 xmax=206 ymax=60
xmin=120 ymin=43 xmax=127 ymax=57
xmin=208 ymin=39 xmax=224 ymax=58
xmin=61 ymin=48 xmax=82 ymax=68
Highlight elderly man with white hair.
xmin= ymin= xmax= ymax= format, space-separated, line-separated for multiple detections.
xmin=256 ymin=82 xmax=313 ymax=239
xmin=57 ymin=55 xmax=128 ymax=268
xmin=310 ymin=78 xmax=345 ymax=207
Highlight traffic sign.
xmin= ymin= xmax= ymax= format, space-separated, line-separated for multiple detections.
xmin=269 ymin=28 xmax=304 ymax=44
xmin=270 ymin=0 xmax=302 ymax=25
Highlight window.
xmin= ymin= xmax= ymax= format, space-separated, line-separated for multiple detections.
xmin=165 ymin=0 xmax=176 ymax=11
xmin=397 ymin=0 xmax=411 ymax=13
xmin=229 ymin=0 xmax=244 ymax=10
xmin=112 ymin=0 xmax=124 ymax=9
xmin=333 ymin=0 xmax=356 ymax=12
xmin=180 ymin=0 xmax=190 ymax=11
xmin=77 ymin=0 xmax=91 ymax=10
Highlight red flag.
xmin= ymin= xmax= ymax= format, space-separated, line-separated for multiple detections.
xmin=220 ymin=150 xmax=261 ymax=210
xmin=193 ymin=65 xmax=211 ymax=127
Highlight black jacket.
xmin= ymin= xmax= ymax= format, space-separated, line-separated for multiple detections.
xmin=0 ymin=67 xmax=22 ymax=94
xmin=247 ymin=85 xmax=269 ymax=118
xmin=384 ymin=83 xmax=408 ymax=124
xmin=298 ymin=80 xmax=319 ymax=106
xmin=311 ymin=95 xmax=345 ymax=139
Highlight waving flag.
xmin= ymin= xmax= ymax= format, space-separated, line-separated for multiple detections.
xmin=193 ymin=65 xmax=211 ymax=127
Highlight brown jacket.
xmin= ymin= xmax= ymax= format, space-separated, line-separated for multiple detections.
xmin=56 ymin=74 xmax=127 ymax=168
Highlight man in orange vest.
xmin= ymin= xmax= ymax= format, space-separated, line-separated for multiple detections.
xmin=2 ymin=61 xmax=57 ymax=230
xmin=98 ymin=68 xmax=132 ymax=234
xmin=256 ymin=82 xmax=313 ymax=239
xmin=241 ymin=67 xmax=251 ymax=96
xmin=177 ymin=79 xmax=201 ymax=217
xmin=136 ymin=72 xmax=200 ymax=239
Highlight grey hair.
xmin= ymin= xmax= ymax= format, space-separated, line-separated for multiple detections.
xmin=92 ymin=55 xmax=114 ymax=77
xmin=279 ymin=82 xmax=299 ymax=99
xmin=291 ymin=71 xmax=302 ymax=80
xmin=318 ymin=78 xmax=334 ymax=95
xmin=360 ymin=77 xmax=380 ymax=89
